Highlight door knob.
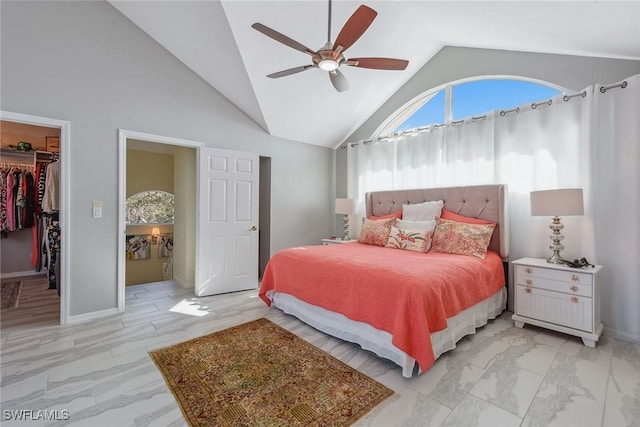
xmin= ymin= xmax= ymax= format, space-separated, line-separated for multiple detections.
xmin=250 ymin=226 xmax=257 ymax=231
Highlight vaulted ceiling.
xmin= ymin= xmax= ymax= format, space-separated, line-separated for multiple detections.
xmin=109 ymin=1 xmax=640 ymax=148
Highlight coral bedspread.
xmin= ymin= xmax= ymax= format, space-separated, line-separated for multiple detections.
xmin=259 ymin=243 xmax=505 ymax=372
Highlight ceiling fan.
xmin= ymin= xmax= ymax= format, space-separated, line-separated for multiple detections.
xmin=251 ymin=0 xmax=409 ymax=93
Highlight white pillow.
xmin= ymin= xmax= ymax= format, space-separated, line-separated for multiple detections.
xmin=402 ymin=200 xmax=444 ymax=221
xmin=396 ymin=219 xmax=436 ymax=233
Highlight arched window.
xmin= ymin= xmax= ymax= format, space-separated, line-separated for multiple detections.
xmin=126 ymin=190 xmax=174 ymax=225
xmin=376 ymin=76 xmax=564 ymax=136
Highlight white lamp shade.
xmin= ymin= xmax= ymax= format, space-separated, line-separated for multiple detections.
xmin=151 ymin=227 xmax=160 ymax=236
xmin=530 ymin=188 xmax=584 ymax=217
xmin=335 ymin=198 xmax=358 ymax=215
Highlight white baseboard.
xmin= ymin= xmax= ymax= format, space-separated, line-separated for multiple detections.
xmin=172 ymin=275 xmax=191 ymax=289
xmin=67 ymin=307 xmax=119 ymax=324
xmin=604 ymin=326 xmax=640 ymax=345
xmin=0 ymin=270 xmax=46 ymax=279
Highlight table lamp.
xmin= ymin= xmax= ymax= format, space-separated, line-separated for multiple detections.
xmin=335 ymin=198 xmax=358 ymax=241
xmin=530 ymin=188 xmax=584 ymax=264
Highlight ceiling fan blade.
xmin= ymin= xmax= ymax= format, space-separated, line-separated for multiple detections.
xmin=333 ymin=5 xmax=377 ymax=53
xmin=329 ymin=69 xmax=349 ymax=93
xmin=267 ymin=65 xmax=314 ymax=79
xmin=346 ymin=57 xmax=409 ymax=70
xmin=333 ymin=5 xmax=378 ymax=51
xmin=252 ymin=23 xmax=316 ymax=57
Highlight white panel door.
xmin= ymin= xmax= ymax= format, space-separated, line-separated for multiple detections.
xmin=196 ymin=147 xmax=259 ymax=296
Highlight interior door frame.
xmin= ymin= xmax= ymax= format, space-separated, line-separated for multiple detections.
xmin=117 ymin=129 xmax=203 ymax=312
xmin=1 ymin=110 xmax=71 ymax=324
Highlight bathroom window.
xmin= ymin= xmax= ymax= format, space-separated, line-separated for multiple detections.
xmin=126 ymin=191 xmax=174 ymax=225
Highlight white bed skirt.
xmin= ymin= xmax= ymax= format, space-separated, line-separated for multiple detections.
xmin=268 ymin=287 xmax=507 ymax=378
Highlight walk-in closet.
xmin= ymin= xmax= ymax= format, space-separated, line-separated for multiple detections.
xmin=0 ymin=120 xmax=61 ymax=327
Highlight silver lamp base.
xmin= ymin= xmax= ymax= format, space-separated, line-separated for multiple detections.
xmin=341 ymin=215 xmax=350 ymax=241
xmin=547 ymin=216 xmax=567 ymax=264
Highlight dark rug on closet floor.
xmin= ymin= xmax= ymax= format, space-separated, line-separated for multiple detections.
xmin=1 ymin=281 xmax=22 ymax=309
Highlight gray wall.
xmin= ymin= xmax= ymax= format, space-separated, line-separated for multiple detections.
xmin=338 ymin=46 xmax=640 ymax=198
xmin=1 ymin=1 xmax=333 ymax=316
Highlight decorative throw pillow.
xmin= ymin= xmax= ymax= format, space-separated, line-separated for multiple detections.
xmin=402 ymin=200 xmax=444 ymax=221
xmin=358 ymin=218 xmax=396 ymax=246
xmin=368 ymin=211 xmax=402 ymax=221
xmin=440 ymin=208 xmax=495 ymax=225
xmin=431 ymin=218 xmax=496 ymax=259
xmin=396 ymin=219 xmax=437 ymax=232
xmin=385 ymin=227 xmax=434 ymax=252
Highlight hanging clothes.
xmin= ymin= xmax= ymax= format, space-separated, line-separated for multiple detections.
xmin=5 ymin=169 xmax=17 ymax=231
xmin=23 ymin=171 xmax=36 ymax=228
xmin=0 ymin=169 xmax=8 ymax=232
xmin=42 ymin=160 xmax=59 ymax=213
xmin=45 ymin=219 xmax=60 ymax=289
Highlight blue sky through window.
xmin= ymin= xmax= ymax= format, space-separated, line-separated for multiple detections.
xmin=395 ymin=90 xmax=445 ymax=132
xmin=453 ymin=80 xmax=561 ymax=120
xmin=394 ymin=79 xmax=561 ymax=133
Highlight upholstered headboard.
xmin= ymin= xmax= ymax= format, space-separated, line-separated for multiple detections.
xmin=365 ymin=184 xmax=509 ymax=259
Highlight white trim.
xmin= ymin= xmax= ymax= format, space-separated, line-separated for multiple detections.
xmin=0 ymin=271 xmax=46 ymax=279
xmin=67 ymin=307 xmax=120 ymax=325
xmin=117 ymin=129 xmax=203 ymax=314
xmin=1 ymin=110 xmax=71 ymax=325
xmin=604 ymin=326 xmax=640 ymax=345
xmin=172 ymin=275 xmax=190 ymax=289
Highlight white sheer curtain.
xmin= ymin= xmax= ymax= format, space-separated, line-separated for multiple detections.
xmin=591 ymin=75 xmax=640 ymax=340
xmin=347 ymin=75 xmax=638 ymax=321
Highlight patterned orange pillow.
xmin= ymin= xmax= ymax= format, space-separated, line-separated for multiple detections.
xmin=440 ymin=208 xmax=495 ymax=225
xmin=385 ymin=227 xmax=433 ymax=252
xmin=358 ymin=218 xmax=396 ymax=246
xmin=431 ymin=218 xmax=496 ymax=258
xmin=368 ymin=211 xmax=402 ymax=220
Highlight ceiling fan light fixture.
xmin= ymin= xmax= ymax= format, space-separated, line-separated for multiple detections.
xmin=318 ymin=59 xmax=339 ymax=71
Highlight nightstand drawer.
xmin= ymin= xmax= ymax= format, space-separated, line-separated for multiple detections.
xmin=516 ymin=285 xmax=592 ymax=332
xmin=516 ymin=264 xmax=592 ymax=285
xmin=515 ymin=275 xmax=592 ymax=297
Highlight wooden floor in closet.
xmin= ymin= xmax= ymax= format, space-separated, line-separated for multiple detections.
xmin=0 ymin=275 xmax=59 ymax=329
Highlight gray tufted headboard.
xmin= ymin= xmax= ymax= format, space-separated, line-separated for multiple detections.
xmin=365 ymin=184 xmax=509 ymax=259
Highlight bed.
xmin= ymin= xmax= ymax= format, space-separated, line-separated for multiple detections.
xmin=259 ymin=184 xmax=509 ymax=378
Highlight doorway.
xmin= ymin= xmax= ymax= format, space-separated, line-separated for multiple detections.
xmin=0 ymin=110 xmax=70 ymax=325
xmin=124 ymin=139 xmax=192 ymax=288
xmin=117 ymin=130 xmax=271 ymax=312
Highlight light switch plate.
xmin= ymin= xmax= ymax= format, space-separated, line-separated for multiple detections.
xmin=92 ymin=200 xmax=103 ymax=218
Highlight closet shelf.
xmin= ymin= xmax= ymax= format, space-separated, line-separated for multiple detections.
xmin=1 ymin=147 xmax=56 ymax=159
xmin=0 ymin=147 xmax=35 ymax=158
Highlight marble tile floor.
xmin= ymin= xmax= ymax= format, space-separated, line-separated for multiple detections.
xmin=1 ymin=278 xmax=639 ymax=427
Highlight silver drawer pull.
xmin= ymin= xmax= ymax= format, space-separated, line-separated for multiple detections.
xmin=525 ymin=267 xmax=533 ymax=274
xmin=571 ymin=274 xmax=580 ymax=282
xmin=569 ymin=285 xmax=579 ymax=292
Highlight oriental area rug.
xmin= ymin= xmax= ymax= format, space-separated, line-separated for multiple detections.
xmin=0 ymin=281 xmax=22 ymax=309
xmin=149 ymin=318 xmax=393 ymax=426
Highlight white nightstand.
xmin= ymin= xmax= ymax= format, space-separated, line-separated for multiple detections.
xmin=512 ymin=257 xmax=603 ymax=347
xmin=321 ymin=238 xmax=358 ymax=245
